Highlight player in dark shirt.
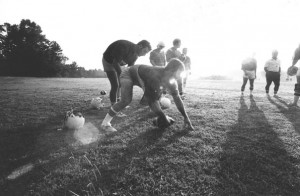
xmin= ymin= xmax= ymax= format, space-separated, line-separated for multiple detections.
xmin=102 ymin=40 xmax=151 ymax=106
xmin=100 ymin=58 xmax=194 ymax=132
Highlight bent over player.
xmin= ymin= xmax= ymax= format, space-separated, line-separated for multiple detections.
xmin=102 ymin=40 xmax=151 ymax=106
xmin=100 ymin=59 xmax=194 ymax=132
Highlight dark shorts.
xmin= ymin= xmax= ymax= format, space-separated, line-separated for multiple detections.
xmin=102 ymin=57 xmax=115 ymax=72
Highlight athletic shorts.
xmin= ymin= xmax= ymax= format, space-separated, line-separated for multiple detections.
xmin=120 ymin=65 xmax=145 ymax=90
xmin=102 ymin=57 xmax=115 ymax=72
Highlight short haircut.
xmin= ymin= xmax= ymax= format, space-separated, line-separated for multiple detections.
xmin=137 ymin=40 xmax=152 ymax=51
xmin=173 ymin=38 xmax=181 ymax=46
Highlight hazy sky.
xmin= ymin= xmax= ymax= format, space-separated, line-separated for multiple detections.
xmin=1 ymin=0 xmax=300 ymax=77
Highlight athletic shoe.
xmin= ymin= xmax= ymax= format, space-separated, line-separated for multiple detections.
xmin=116 ymin=112 xmax=127 ymax=117
xmin=101 ymin=124 xmax=117 ymax=132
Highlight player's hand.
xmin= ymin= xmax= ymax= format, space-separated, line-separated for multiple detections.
xmin=184 ymin=118 xmax=194 ymax=130
xmin=167 ymin=116 xmax=175 ymax=126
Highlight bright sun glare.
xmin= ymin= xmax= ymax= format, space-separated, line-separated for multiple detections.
xmin=1 ymin=0 xmax=300 ymax=78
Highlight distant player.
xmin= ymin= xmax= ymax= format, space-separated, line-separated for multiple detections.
xmin=264 ymin=50 xmax=281 ymax=97
xmin=182 ymin=48 xmax=191 ymax=88
xmin=241 ymin=56 xmax=257 ymax=96
xmin=150 ymin=41 xmax=166 ymax=67
xmin=100 ymin=59 xmax=194 ymax=132
xmin=166 ymin=38 xmax=185 ymax=63
xmin=289 ymin=44 xmax=300 ymax=107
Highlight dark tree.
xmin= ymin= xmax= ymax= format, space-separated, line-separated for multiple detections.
xmin=0 ymin=19 xmax=106 ymax=78
xmin=0 ymin=19 xmax=67 ymax=77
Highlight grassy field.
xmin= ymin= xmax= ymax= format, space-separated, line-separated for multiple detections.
xmin=0 ymin=77 xmax=300 ymax=195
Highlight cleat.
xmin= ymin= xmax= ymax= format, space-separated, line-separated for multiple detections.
xmin=101 ymin=124 xmax=117 ymax=132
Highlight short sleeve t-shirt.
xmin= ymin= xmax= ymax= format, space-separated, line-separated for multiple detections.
xmin=264 ymin=59 xmax=281 ymax=72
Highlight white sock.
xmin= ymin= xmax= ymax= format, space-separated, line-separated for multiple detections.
xmin=102 ymin=114 xmax=113 ymax=126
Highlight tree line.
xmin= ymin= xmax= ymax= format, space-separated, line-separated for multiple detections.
xmin=0 ymin=19 xmax=106 ymax=78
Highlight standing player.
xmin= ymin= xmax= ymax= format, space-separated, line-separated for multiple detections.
xmin=150 ymin=41 xmax=166 ymax=67
xmin=241 ymin=56 xmax=257 ymax=96
xmin=289 ymin=44 xmax=300 ymax=107
xmin=264 ymin=50 xmax=281 ymax=97
xmin=100 ymin=58 xmax=194 ymax=132
xmin=182 ymin=48 xmax=191 ymax=88
xmin=102 ymin=40 xmax=151 ymax=113
xmin=166 ymin=38 xmax=185 ymax=63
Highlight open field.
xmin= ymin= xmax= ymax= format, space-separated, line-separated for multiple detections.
xmin=0 ymin=77 xmax=300 ymax=195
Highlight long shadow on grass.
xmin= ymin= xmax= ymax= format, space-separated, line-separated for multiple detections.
xmin=98 ymin=129 xmax=191 ymax=195
xmin=90 ymin=106 xmax=192 ymax=195
xmin=218 ymin=96 xmax=300 ymax=195
xmin=0 ymin=125 xmax=46 ymax=175
xmin=267 ymin=95 xmax=300 ymax=134
xmin=0 ymin=115 xmax=87 ymax=195
xmin=0 ymin=124 xmax=49 ymax=195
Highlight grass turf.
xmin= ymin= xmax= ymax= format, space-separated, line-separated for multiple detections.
xmin=0 ymin=77 xmax=300 ymax=195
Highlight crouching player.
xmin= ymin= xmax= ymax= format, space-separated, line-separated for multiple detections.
xmin=100 ymin=58 xmax=194 ymax=132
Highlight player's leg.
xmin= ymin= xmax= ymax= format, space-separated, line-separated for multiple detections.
xmin=241 ymin=77 xmax=248 ymax=95
xmin=290 ymin=76 xmax=300 ymax=106
xmin=101 ymin=78 xmax=133 ymax=132
xmin=106 ymin=71 xmax=119 ymax=106
xmin=273 ymin=73 xmax=280 ymax=96
xmin=265 ymin=72 xmax=272 ymax=94
xmin=249 ymin=78 xmax=254 ymax=95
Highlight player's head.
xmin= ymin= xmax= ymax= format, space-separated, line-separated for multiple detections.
xmin=173 ymin=38 xmax=181 ymax=48
xmin=157 ymin=41 xmax=165 ymax=49
xmin=182 ymin=48 xmax=188 ymax=55
xmin=164 ymin=58 xmax=185 ymax=80
xmin=272 ymin=49 xmax=278 ymax=59
xmin=137 ymin=40 xmax=152 ymax=56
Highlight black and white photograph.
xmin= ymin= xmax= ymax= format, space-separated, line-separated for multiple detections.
xmin=1 ymin=0 xmax=300 ymax=195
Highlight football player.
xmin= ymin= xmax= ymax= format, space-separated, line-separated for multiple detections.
xmin=100 ymin=59 xmax=194 ymax=132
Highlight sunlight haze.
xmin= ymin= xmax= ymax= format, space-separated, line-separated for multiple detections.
xmin=1 ymin=0 xmax=300 ymax=77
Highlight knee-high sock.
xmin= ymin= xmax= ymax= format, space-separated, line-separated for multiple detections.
xmin=102 ymin=107 xmax=118 ymax=126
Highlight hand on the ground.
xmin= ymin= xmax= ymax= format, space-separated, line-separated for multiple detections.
xmin=184 ymin=118 xmax=194 ymax=130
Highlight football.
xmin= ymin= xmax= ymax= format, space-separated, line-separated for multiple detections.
xmin=153 ymin=115 xmax=175 ymax=129
xmin=100 ymin=90 xmax=107 ymax=95
xmin=160 ymin=97 xmax=171 ymax=109
xmin=287 ymin=66 xmax=298 ymax=76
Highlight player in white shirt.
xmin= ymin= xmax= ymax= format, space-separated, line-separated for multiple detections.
xmin=264 ymin=50 xmax=281 ymax=96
